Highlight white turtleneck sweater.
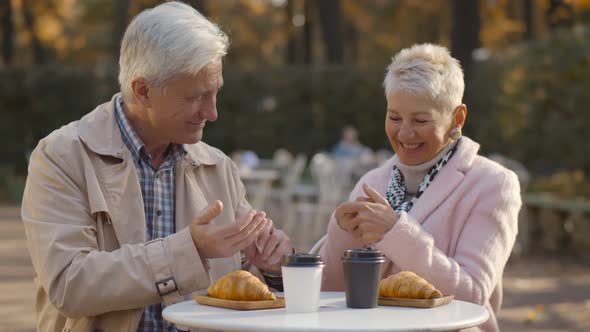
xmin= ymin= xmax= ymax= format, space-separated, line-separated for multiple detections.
xmin=396 ymin=141 xmax=455 ymax=201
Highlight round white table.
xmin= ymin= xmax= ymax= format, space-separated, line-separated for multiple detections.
xmin=163 ymin=292 xmax=489 ymax=332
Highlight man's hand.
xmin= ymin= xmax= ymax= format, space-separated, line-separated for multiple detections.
xmin=244 ymin=217 xmax=293 ymax=274
xmin=334 ymin=183 xmax=399 ymax=246
xmin=189 ymin=201 xmax=268 ymax=259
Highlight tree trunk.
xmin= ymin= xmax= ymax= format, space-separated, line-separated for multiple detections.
xmin=285 ymin=0 xmax=296 ymax=64
xmin=285 ymin=0 xmax=314 ymax=64
xmin=114 ymin=0 xmax=130 ymax=60
xmin=0 ymin=0 xmax=13 ymax=65
xmin=316 ymin=0 xmax=343 ymax=64
xmin=303 ymin=0 xmax=313 ymax=64
xmin=451 ymin=0 xmax=480 ymax=84
xmin=22 ymin=0 xmax=44 ymax=65
xmin=344 ymin=19 xmax=358 ymax=63
xmin=187 ymin=0 xmax=207 ymax=16
xmin=524 ymin=0 xmax=534 ymax=40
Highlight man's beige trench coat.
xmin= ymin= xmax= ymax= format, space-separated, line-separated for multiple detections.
xmin=21 ymin=94 xmax=257 ymax=331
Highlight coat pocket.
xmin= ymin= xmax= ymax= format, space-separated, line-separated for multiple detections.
xmin=95 ymin=212 xmax=120 ymax=252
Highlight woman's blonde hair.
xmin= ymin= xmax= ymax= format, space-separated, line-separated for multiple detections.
xmin=384 ymin=43 xmax=464 ymax=113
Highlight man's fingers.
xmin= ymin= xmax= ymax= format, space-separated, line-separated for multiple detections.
xmin=194 ymin=200 xmax=224 ymax=225
xmin=268 ymin=240 xmax=290 ymax=265
xmin=228 ymin=210 xmax=257 ymax=234
xmin=226 ymin=214 xmax=266 ymax=248
xmin=256 ymin=218 xmax=273 ymax=253
xmin=231 ymin=219 xmax=267 ymax=253
xmin=261 ymin=230 xmax=281 ymax=260
xmin=362 ymin=183 xmax=389 ymax=205
xmin=243 ymin=241 xmax=257 ymax=259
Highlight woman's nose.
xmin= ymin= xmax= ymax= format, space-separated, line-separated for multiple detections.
xmin=397 ymin=122 xmax=415 ymax=140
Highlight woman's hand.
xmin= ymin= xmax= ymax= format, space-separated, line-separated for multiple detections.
xmin=335 ymin=183 xmax=399 ymax=246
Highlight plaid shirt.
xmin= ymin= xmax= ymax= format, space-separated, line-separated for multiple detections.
xmin=114 ymin=97 xmax=186 ymax=332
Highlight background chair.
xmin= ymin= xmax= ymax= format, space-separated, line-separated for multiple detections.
xmin=309 ymin=234 xmax=327 ymax=255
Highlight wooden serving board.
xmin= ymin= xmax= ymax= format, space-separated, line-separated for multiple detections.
xmin=193 ymin=294 xmax=285 ymax=310
xmin=378 ymin=295 xmax=454 ymax=308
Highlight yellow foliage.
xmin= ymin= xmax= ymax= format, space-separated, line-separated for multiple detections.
xmin=481 ymin=0 xmax=525 ymax=50
xmin=530 ymin=170 xmax=590 ymax=198
xmin=37 ymin=14 xmax=62 ymax=43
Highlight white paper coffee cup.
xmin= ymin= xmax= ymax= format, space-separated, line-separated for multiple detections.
xmin=281 ymin=253 xmax=324 ymax=313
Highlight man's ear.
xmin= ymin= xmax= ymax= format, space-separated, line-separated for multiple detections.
xmin=131 ymin=78 xmax=152 ymax=108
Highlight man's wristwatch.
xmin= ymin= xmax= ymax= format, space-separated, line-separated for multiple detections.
xmin=261 ymin=270 xmax=282 ymax=278
xmin=262 ymin=270 xmax=284 ymax=291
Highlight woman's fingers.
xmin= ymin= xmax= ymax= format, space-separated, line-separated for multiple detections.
xmin=362 ymin=183 xmax=389 ymax=205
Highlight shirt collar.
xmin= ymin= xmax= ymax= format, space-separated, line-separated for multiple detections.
xmin=114 ymin=96 xmax=186 ymax=165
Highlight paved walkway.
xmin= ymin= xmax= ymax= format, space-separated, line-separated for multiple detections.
xmin=1 ymin=206 xmax=589 ymax=331
xmin=0 ymin=207 xmax=36 ymax=332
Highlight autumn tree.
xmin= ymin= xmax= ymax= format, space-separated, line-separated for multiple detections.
xmin=451 ymin=0 xmax=480 ymax=84
xmin=22 ymin=0 xmax=45 ymax=64
xmin=0 ymin=0 xmax=12 ymax=65
xmin=316 ymin=0 xmax=343 ymax=63
xmin=113 ymin=0 xmax=130 ymax=60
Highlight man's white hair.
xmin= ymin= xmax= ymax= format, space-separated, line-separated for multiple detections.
xmin=118 ymin=1 xmax=229 ymax=101
xmin=383 ymin=43 xmax=464 ymax=113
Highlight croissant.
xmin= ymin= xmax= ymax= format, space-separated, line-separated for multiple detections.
xmin=208 ymin=270 xmax=277 ymax=301
xmin=379 ymin=271 xmax=442 ymax=299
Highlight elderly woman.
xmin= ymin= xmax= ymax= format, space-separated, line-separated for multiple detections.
xmin=320 ymin=44 xmax=521 ymax=332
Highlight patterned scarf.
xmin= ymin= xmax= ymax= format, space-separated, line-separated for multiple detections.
xmin=385 ymin=139 xmax=461 ymax=213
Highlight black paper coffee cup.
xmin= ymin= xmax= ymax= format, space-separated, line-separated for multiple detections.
xmin=341 ymin=248 xmax=385 ymax=308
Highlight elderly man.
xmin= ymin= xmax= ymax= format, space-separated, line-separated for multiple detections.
xmin=21 ymin=2 xmax=292 ymax=331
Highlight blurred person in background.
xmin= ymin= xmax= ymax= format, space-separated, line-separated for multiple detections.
xmin=331 ymin=125 xmax=374 ymax=185
xmin=331 ymin=125 xmax=370 ymax=160
xmin=21 ymin=2 xmax=292 ymax=331
xmin=240 ymin=150 xmax=261 ymax=169
xmin=321 ymin=43 xmax=521 ymax=332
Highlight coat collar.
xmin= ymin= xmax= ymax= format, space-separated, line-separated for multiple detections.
xmin=399 ymin=137 xmax=480 ymax=223
xmin=447 ymin=136 xmax=479 ymax=174
xmin=78 ymin=93 xmax=222 ymax=167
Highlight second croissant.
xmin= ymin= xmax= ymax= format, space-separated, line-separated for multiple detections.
xmin=379 ymin=271 xmax=443 ymax=299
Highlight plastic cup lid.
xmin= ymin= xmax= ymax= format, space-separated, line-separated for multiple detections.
xmin=282 ymin=253 xmax=324 ymax=267
xmin=341 ymin=248 xmax=385 ymax=262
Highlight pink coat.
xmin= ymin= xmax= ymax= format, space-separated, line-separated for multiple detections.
xmin=320 ymin=137 xmax=521 ymax=332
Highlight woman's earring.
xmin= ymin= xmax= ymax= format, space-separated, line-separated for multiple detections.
xmin=450 ymin=127 xmax=462 ymax=140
